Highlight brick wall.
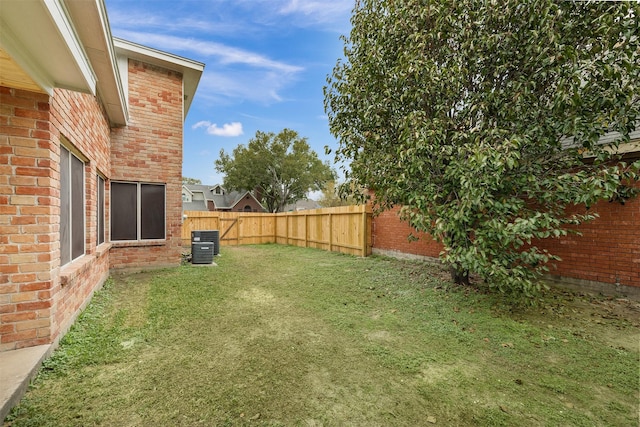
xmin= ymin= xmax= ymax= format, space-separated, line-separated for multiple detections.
xmin=533 ymin=189 xmax=639 ymax=287
xmin=371 ymin=207 xmax=443 ymax=259
xmin=1 ymin=87 xmax=57 ymax=351
xmin=1 ymin=55 xmax=189 ymax=351
xmin=230 ymin=195 xmax=264 ymax=212
xmin=49 ymin=88 xmax=111 ymax=341
xmin=0 ymin=86 xmax=111 ymax=351
xmin=109 ymin=59 xmax=184 ymax=270
xmin=371 ymin=192 xmax=640 ymax=291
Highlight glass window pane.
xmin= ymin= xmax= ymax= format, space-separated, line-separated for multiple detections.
xmin=97 ymin=176 xmax=105 ymax=245
xmin=60 ymin=147 xmax=70 ymax=265
xmin=111 ymin=182 xmax=137 ymax=240
xmin=141 ymin=184 xmax=165 ymax=239
xmin=71 ymin=155 xmax=84 ymax=259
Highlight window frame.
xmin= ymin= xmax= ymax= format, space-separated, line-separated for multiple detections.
xmin=60 ymin=144 xmax=86 ymax=266
xmin=110 ymin=181 xmax=166 ymax=242
xmin=97 ymin=174 xmax=105 ymax=246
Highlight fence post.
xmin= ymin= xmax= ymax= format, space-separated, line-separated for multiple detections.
xmin=361 ymin=208 xmax=367 ymax=257
xmin=305 ymin=213 xmax=309 ymax=248
xmin=273 ymin=213 xmax=277 ymax=243
xmin=328 ymin=213 xmax=333 ymax=252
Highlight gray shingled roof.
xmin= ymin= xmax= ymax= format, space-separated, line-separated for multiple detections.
xmin=182 ymin=200 xmax=208 ymax=211
xmin=283 ymin=199 xmax=321 ymax=211
xmin=183 ymin=184 xmax=264 ymax=210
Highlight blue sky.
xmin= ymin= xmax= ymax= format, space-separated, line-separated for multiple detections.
xmin=104 ymin=0 xmax=354 ymax=187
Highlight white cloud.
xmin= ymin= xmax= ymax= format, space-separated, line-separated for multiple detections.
xmin=112 ymin=31 xmax=303 ymax=105
xmin=108 ymin=10 xmax=245 ymax=36
xmin=193 ymin=121 xmax=244 ymax=137
xmin=114 ymin=31 xmax=303 ymax=74
xmin=197 ymin=70 xmax=295 ymax=105
xmin=278 ymin=0 xmax=353 ymax=19
xmin=233 ymin=0 xmax=353 ymax=28
xmin=108 ymin=0 xmax=352 ymax=33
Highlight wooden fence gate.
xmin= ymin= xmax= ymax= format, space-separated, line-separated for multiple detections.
xmin=219 ymin=217 xmax=239 ymax=245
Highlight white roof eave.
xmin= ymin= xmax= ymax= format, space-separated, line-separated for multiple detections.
xmin=65 ymin=0 xmax=128 ymax=125
xmin=0 ymin=0 xmax=97 ymax=96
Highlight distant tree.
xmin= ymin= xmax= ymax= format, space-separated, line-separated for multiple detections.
xmin=318 ymin=180 xmax=364 ymax=207
xmin=182 ymin=177 xmax=202 ymax=185
xmin=324 ymin=0 xmax=640 ymax=297
xmin=216 ymin=129 xmax=335 ymax=212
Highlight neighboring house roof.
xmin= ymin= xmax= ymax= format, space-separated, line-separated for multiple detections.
xmin=183 ymin=200 xmax=208 ymax=212
xmin=182 ymin=184 xmax=266 ymax=211
xmin=0 ymin=0 xmax=204 ymax=125
xmin=283 ymin=199 xmax=321 ymax=212
xmin=227 ymin=190 xmax=263 ymax=211
xmin=562 ymin=128 xmax=640 ymax=153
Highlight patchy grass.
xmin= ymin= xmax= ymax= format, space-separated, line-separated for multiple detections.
xmin=5 ymin=245 xmax=639 ymax=426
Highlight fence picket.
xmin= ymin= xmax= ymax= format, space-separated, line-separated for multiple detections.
xmin=182 ymin=205 xmax=372 ymax=257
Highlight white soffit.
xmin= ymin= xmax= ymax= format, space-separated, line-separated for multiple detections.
xmin=64 ymin=0 xmax=128 ymax=125
xmin=0 ymin=47 xmax=45 ymax=93
xmin=0 ymin=0 xmax=97 ymax=95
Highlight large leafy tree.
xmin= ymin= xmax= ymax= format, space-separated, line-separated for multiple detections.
xmin=216 ymin=129 xmax=335 ymax=212
xmin=325 ymin=0 xmax=640 ymax=296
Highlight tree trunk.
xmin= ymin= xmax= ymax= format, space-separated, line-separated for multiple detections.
xmin=450 ymin=266 xmax=470 ymax=286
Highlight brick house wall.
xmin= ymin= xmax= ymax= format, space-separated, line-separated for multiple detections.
xmin=230 ymin=194 xmax=264 ymax=212
xmin=1 ymin=87 xmax=57 ymax=351
xmin=0 ymin=86 xmax=111 ymax=351
xmin=49 ymin=88 xmax=112 ymax=346
xmin=1 ymin=55 xmax=194 ymax=351
xmin=109 ymin=59 xmax=184 ymax=270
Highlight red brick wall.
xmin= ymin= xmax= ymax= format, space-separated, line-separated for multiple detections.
xmin=372 ymin=207 xmax=443 ymax=259
xmin=230 ymin=195 xmax=264 ymax=212
xmin=1 ymin=87 xmax=57 ymax=351
xmin=371 ymin=192 xmax=639 ymax=289
xmin=109 ymin=59 xmax=184 ymax=270
xmin=49 ymin=88 xmax=111 ymax=341
xmin=0 ymin=86 xmax=111 ymax=351
xmin=1 ymin=56 xmax=189 ymax=351
xmin=534 ymin=191 xmax=639 ymax=287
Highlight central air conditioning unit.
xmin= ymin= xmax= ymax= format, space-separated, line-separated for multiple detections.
xmin=191 ymin=242 xmax=214 ymax=264
xmin=191 ymin=230 xmax=220 ymax=255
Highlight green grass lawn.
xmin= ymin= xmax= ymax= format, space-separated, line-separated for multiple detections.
xmin=5 ymin=245 xmax=639 ymax=426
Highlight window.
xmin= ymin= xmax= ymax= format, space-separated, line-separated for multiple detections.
xmin=244 ymin=205 xmax=252 ymax=212
xmin=111 ymin=182 xmax=165 ymax=241
xmin=60 ymin=145 xmax=85 ymax=265
xmin=97 ymin=175 xmax=105 ymax=245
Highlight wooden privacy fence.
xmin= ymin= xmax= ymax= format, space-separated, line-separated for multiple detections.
xmin=182 ymin=205 xmax=372 ymax=257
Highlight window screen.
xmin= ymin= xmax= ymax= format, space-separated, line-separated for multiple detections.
xmin=141 ymin=184 xmax=165 ymax=239
xmin=60 ymin=147 xmax=71 ymax=265
xmin=97 ymin=175 xmax=105 ymax=245
xmin=111 ymin=182 xmax=137 ymax=240
xmin=71 ymin=156 xmax=84 ymax=259
xmin=111 ymin=182 xmax=166 ymax=241
xmin=60 ymin=145 xmax=85 ymax=266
